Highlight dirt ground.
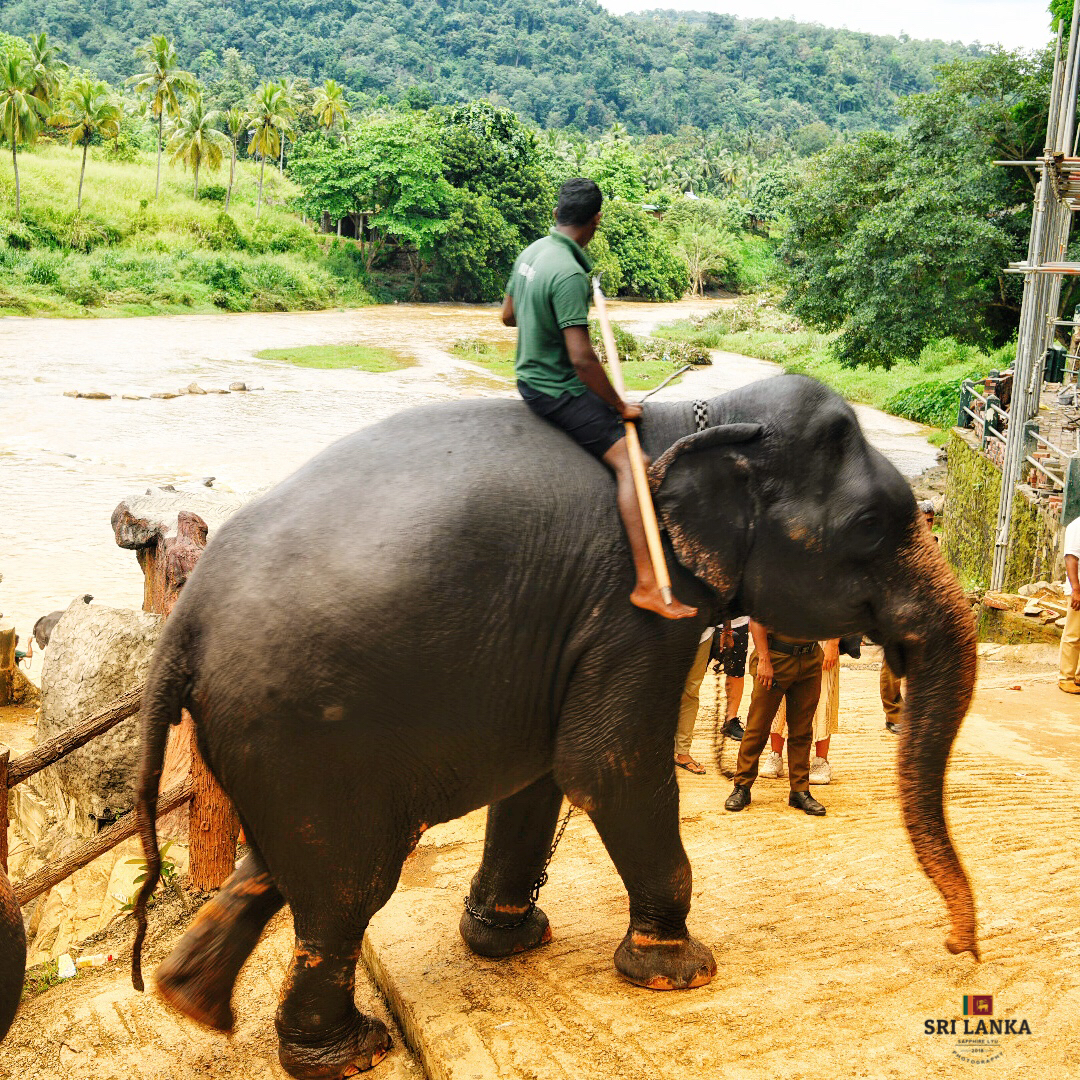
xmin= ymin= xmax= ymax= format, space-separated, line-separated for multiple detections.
xmin=4 ymin=650 xmax=1079 ymax=1079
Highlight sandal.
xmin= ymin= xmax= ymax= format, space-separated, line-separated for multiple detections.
xmin=675 ymin=758 xmax=706 ymax=775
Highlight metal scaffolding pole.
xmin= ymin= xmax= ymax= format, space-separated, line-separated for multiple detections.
xmin=990 ymin=17 xmax=1078 ymax=590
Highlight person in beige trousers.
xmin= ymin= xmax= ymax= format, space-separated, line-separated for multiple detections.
xmin=1059 ymin=515 xmax=1080 ymax=694
xmin=675 ymin=627 xmax=715 ymax=773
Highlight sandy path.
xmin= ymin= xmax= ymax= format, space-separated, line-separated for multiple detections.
xmin=6 ymin=653 xmax=1077 ymax=1078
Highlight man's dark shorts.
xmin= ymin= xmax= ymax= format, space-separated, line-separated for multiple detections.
xmin=711 ymin=622 xmax=749 ymax=678
xmin=518 ymin=380 xmax=625 ymax=460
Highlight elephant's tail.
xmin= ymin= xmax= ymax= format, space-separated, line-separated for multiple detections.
xmin=131 ymin=636 xmax=190 ymax=993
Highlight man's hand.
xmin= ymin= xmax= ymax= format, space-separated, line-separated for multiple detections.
xmin=501 ymin=294 xmax=516 ymax=327
xmin=756 ymin=654 xmax=775 ymax=688
xmin=619 ymin=401 xmax=643 ymax=422
xmin=1072 ymin=592 xmax=1080 ymax=611
xmin=823 ymin=638 xmax=840 ymax=670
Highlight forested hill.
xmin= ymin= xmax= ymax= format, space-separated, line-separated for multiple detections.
xmin=3 ymin=0 xmax=980 ymax=135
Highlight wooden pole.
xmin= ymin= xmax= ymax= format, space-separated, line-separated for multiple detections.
xmin=0 ymin=621 xmax=15 ymax=708
xmin=591 ymin=278 xmax=675 ymax=607
xmin=14 ymin=778 xmax=193 ymax=906
xmin=7 ymin=687 xmax=142 ymax=788
xmin=187 ymin=718 xmax=240 ymax=891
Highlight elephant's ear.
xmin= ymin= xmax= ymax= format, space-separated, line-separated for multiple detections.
xmin=649 ymin=423 xmax=763 ymax=594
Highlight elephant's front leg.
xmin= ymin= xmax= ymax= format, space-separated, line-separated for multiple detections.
xmin=555 ymin=657 xmax=716 ymax=991
xmin=460 ymin=773 xmax=564 ymax=957
xmin=587 ymin=779 xmax=716 ymax=990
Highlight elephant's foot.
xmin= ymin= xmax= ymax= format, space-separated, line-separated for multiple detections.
xmin=614 ymin=929 xmax=716 ymax=991
xmin=459 ymin=903 xmax=552 ymax=958
xmin=277 ymin=1010 xmax=391 ymax=1080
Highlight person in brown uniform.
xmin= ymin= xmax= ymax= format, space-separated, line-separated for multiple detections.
xmin=724 ymin=618 xmax=827 ymax=816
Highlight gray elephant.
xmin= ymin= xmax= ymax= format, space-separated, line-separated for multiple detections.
xmin=0 ymin=867 xmax=25 ymax=1043
xmin=131 ymin=375 xmax=977 ymax=1079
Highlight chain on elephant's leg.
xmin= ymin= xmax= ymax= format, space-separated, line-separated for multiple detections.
xmin=460 ymin=772 xmax=565 ymax=958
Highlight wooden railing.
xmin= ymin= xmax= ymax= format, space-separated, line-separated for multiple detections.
xmin=0 ymin=686 xmax=238 ymax=907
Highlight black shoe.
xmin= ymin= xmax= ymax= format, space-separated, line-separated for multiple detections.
xmin=885 ymin=721 xmax=901 ymax=735
xmin=725 ymin=784 xmax=751 ymax=812
xmin=722 ymin=717 xmax=745 ymax=741
xmin=788 ymin=790 xmax=826 ymax=816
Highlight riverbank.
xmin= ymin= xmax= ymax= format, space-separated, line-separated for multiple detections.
xmin=0 ymin=145 xmax=373 ymax=317
xmin=656 ymin=296 xmax=1017 ymax=439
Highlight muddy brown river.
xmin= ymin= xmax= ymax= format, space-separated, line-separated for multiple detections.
xmin=0 ymin=298 xmax=936 ymax=681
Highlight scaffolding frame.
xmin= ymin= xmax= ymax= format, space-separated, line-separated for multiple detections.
xmin=990 ymin=10 xmax=1080 ymax=590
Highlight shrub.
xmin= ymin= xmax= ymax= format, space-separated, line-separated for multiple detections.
xmin=26 ymin=255 xmax=60 ymax=286
xmin=197 ymin=184 xmax=227 ymax=203
xmin=883 ymin=368 xmax=987 ymax=429
xmin=4 ymin=222 xmax=33 ymax=250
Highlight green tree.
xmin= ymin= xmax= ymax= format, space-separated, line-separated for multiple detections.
xmin=58 ymin=77 xmax=123 ymax=211
xmin=313 ymin=79 xmax=349 ymax=141
xmin=223 ymin=106 xmax=246 ymax=212
xmin=434 ymin=102 xmax=554 ymax=247
xmin=167 ymin=94 xmax=228 ymax=199
xmin=27 ymin=31 xmax=65 ymax=107
xmin=434 ymin=189 xmax=520 ymax=301
xmin=274 ymin=76 xmax=298 ymax=173
xmin=248 ymin=80 xmax=288 ymax=219
xmin=127 ymin=34 xmax=197 ymax=198
xmin=600 ymin=201 xmax=688 ymax=301
xmin=0 ymin=54 xmax=48 ymax=219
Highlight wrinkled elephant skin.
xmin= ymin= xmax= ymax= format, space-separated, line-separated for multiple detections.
xmin=131 ymin=376 xmax=977 ymax=1079
xmin=0 ymin=865 xmax=26 ymax=1043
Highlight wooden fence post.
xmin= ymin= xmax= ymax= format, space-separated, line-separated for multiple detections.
xmin=0 ymin=747 xmax=8 ymax=876
xmin=187 ymin=721 xmax=239 ymax=890
xmin=0 ymin=621 xmax=15 ymax=707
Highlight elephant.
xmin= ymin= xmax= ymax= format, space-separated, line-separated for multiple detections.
xmin=130 ymin=375 xmax=978 ymax=1080
xmin=0 ymin=866 xmax=25 ymax=1043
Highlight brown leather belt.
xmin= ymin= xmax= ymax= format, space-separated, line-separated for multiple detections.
xmin=768 ymin=638 xmax=817 ymax=657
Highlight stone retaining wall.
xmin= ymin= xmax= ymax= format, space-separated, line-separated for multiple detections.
xmin=942 ymin=429 xmax=1064 ymax=591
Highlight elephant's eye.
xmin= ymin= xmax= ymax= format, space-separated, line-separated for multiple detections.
xmin=851 ymin=510 xmax=884 ymax=553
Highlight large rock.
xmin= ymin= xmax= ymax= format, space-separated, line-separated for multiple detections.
xmin=37 ymin=598 xmax=163 ymax=836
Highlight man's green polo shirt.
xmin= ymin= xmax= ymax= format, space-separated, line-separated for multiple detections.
xmin=507 ymin=228 xmax=593 ymax=398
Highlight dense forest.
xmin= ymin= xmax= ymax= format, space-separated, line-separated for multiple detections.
xmin=0 ymin=0 xmax=979 ymax=135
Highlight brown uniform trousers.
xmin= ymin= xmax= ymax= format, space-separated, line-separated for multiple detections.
xmin=880 ymin=657 xmax=903 ymax=723
xmin=735 ymin=639 xmax=823 ymax=792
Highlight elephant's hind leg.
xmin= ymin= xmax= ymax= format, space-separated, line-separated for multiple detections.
xmin=460 ymin=773 xmax=563 ymax=958
xmin=274 ymin=842 xmax=409 ymax=1079
xmin=155 ymin=849 xmax=284 ymax=1031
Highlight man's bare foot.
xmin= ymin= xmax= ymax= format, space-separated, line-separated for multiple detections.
xmin=630 ymin=586 xmax=697 ymax=619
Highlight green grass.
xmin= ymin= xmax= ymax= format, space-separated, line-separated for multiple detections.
xmin=255 ymin=344 xmax=411 ymax=372
xmin=658 ymin=300 xmax=1016 ymax=428
xmin=0 ymin=143 xmax=374 ymax=316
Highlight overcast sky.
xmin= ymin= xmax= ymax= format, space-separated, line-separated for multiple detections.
xmin=599 ymin=2 xmax=1057 ymax=51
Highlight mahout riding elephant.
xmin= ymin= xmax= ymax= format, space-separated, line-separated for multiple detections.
xmin=131 ymin=375 xmax=978 ymax=1079
xmin=0 ymin=866 xmax=25 ymax=1043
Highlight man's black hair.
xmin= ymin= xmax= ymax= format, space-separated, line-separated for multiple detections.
xmin=556 ymin=178 xmax=603 ymax=226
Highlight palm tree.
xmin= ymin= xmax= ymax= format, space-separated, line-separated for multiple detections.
xmin=1 ymin=55 xmax=48 ymax=219
xmin=27 ymin=32 xmax=66 ymax=107
xmin=223 ymin=106 xmax=247 ymax=212
xmin=58 ymin=77 xmax=122 ymax=211
xmin=166 ymin=94 xmax=228 ymax=199
xmin=274 ymin=76 xmax=297 ymax=173
xmin=127 ymin=34 xmax=196 ymax=198
xmin=248 ymin=80 xmax=287 ymax=219
xmin=312 ymin=78 xmax=348 ymax=142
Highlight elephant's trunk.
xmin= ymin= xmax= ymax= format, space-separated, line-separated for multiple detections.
xmin=884 ymin=516 xmax=979 ymax=959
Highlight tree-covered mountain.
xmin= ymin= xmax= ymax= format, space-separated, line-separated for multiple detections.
xmin=1 ymin=0 xmax=982 ymax=135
